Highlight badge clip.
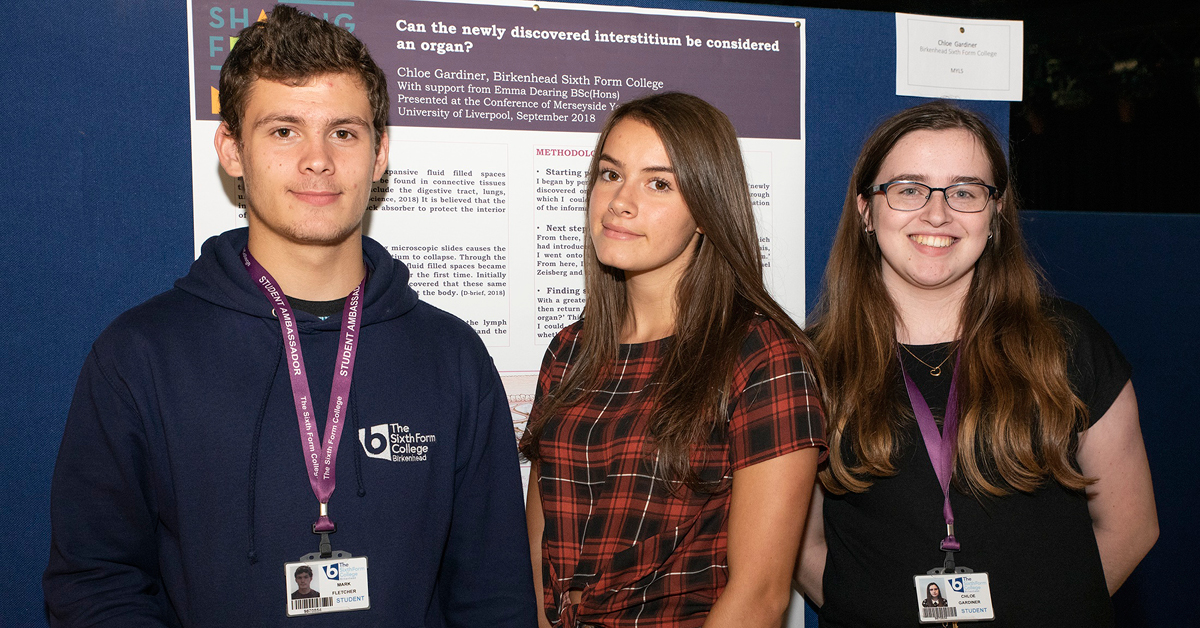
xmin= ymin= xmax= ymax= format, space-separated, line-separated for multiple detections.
xmin=302 ymin=522 xmax=351 ymax=562
xmin=300 ymin=532 xmax=352 ymax=562
xmin=926 ymin=561 xmax=973 ymax=576
xmin=312 ymin=516 xmax=337 ymax=553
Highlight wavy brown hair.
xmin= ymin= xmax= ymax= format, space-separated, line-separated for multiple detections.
xmin=520 ymin=93 xmax=824 ymax=491
xmin=811 ymin=101 xmax=1089 ymax=496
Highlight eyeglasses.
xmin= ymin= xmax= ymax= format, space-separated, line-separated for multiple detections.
xmin=869 ymin=180 xmax=1000 ymax=213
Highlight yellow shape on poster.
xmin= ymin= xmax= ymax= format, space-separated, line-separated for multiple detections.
xmin=211 ymin=86 xmax=220 ymax=115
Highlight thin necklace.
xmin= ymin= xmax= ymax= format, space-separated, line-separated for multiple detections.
xmin=899 ymin=343 xmax=954 ymax=377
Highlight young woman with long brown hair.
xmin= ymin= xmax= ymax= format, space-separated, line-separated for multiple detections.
xmin=797 ymin=101 xmax=1157 ymax=626
xmin=520 ymin=92 xmax=826 ymax=627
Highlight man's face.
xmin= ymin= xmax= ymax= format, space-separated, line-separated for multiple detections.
xmin=216 ymin=73 xmax=388 ymax=249
xmin=295 ymin=571 xmax=312 ymax=592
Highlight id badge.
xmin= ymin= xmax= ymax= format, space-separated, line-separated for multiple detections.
xmin=913 ymin=572 xmax=994 ymax=623
xmin=285 ymin=556 xmax=370 ymax=616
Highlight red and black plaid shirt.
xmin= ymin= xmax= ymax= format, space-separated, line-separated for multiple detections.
xmin=525 ymin=318 xmax=827 ymax=627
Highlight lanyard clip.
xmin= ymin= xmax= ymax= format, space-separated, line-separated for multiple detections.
xmin=939 ymin=523 xmax=960 ymax=552
xmin=313 ymin=502 xmax=336 ymax=535
xmin=313 ymin=502 xmax=336 ymax=558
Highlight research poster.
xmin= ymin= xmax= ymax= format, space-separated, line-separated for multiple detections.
xmin=187 ymin=0 xmax=805 ymax=467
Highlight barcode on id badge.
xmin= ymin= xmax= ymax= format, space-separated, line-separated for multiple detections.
xmin=922 ymin=606 xmax=957 ymax=620
xmin=291 ymin=596 xmax=334 ymax=611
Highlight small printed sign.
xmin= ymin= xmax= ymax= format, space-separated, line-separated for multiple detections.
xmin=896 ymin=13 xmax=1023 ymax=101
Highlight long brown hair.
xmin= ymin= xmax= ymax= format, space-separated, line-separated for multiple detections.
xmin=520 ymin=92 xmax=824 ymax=490
xmin=811 ymin=101 xmax=1088 ymax=496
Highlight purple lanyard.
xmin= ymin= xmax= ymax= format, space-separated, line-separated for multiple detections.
xmin=899 ymin=350 xmax=962 ymax=554
xmin=241 ymin=248 xmax=365 ymax=533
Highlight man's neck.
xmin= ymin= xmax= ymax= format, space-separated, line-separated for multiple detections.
xmin=247 ymin=231 xmax=366 ymax=301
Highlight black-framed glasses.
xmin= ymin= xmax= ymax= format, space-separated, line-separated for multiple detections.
xmin=869 ymin=180 xmax=1000 ymax=213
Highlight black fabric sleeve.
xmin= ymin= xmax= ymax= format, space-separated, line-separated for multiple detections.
xmin=1049 ymin=298 xmax=1133 ymax=427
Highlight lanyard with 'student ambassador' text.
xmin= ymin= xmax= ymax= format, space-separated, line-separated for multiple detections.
xmin=242 ymin=247 xmax=365 ymax=555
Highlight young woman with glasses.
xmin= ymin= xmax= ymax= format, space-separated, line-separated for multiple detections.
xmin=520 ymin=92 xmax=827 ymax=627
xmin=797 ymin=101 xmax=1157 ymax=626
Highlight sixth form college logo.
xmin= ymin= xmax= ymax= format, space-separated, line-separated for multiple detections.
xmin=360 ymin=424 xmax=390 ymax=457
xmin=358 ymin=423 xmax=437 ymax=462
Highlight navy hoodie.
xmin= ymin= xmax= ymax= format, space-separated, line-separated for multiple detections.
xmin=44 ymin=228 xmax=536 ymax=627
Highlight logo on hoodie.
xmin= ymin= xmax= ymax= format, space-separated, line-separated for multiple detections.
xmin=359 ymin=423 xmax=436 ymax=462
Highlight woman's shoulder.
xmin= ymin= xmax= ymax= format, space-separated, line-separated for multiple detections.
xmin=547 ymin=319 xmax=585 ymax=349
xmin=733 ymin=316 xmax=818 ymax=382
xmin=1041 ymin=296 xmax=1132 ymax=425
xmin=725 ymin=316 xmax=828 ymax=466
xmin=740 ymin=316 xmax=815 ymax=360
xmin=536 ymin=320 xmax=585 ymax=375
xmin=1043 ymin=297 xmax=1106 ymax=336
xmin=1041 ymin=297 xmax=1126 ymax=362
xmin=744 ymin=315 xmax=800 ymax=347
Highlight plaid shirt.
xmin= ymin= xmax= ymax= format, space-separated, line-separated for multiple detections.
xmin=525 ymin=318 xmax=826 ymax=627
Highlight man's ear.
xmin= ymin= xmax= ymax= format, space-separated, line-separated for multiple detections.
xmin=214 ymin=122 xmax=244 ymax=178
xmin=372 ymin=128 xmax=390 ymax=182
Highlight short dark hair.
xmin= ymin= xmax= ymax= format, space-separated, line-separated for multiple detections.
xmin=294 ymin=565 xmax=313 ymax=578
xmin=218 ymin=4 xmax=389 ymax=148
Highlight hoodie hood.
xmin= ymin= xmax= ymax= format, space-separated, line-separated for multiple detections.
xmin=47 ymin=230 xmax=536 ymax=626
xmin=175 ymin=227 xmax=419 ymax=329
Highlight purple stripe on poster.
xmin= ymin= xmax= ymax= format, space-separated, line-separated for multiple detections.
xmin=193 ymin=1 xmax=801 ymax=139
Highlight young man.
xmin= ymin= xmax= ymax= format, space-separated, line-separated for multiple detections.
xmin=292 ymin=565 xmax=319 ymax=600
xmin=43 ymin=6 xmax=534 ymax=626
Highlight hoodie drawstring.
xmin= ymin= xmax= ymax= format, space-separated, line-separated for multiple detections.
xmin=247 ymin=335 xmax=284 ymax=564
xmin=351 ymin=385 xmax=367 ymax=498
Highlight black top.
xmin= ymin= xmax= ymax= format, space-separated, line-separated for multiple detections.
xmin=288 ymin=296 xmax=347 ymax=319
xmin=820 ymin=299 xmax=1132 ymax=627
xmin=898 ymin=342 xmax=956 ymax=428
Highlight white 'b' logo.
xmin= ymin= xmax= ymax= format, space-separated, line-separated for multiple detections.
xmin=359 ymin=424 xmax=389 ymax=459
